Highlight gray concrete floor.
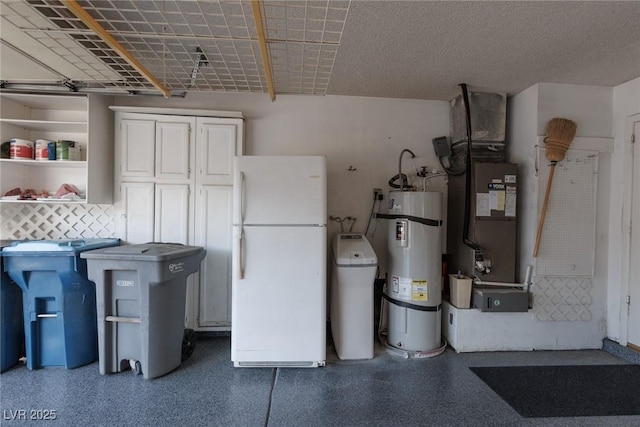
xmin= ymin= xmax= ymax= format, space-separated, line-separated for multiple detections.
xmin=1 ymin=335 xmax=638 ymax=427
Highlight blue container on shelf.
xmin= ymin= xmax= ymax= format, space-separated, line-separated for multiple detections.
xmin=1 ymin=240 xmax=24 ymax=372
xmin=3 ymin=238 xmax=120 ymax=370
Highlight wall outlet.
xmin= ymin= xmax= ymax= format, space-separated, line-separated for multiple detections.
xmin=373 ymin=188 xmax=383 ymax=200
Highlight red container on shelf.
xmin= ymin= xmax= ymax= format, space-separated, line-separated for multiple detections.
xmin=9 ymin=139 xmax=33 ymax=160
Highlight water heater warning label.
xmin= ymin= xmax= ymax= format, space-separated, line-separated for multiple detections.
xmin=392 ymin=276 xmax=428 ymax=301
xmin=392 ymin=276 xmax=412 ymax=300
xmin=412 ymin=280 xmax=429 ymax=301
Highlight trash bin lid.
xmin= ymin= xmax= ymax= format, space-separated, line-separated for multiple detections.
xmin=1 ymin=240 xmax=20 ymax=250
xmin=2 ymin=238 xmax=120 ymax=255
xmin=80 ymin=243 xmax=205 ymax=261
xmin=332 ymin=233 xmax=377 ymax=266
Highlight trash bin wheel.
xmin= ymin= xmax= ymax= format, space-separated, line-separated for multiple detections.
xmin=182 ymin=329 xmax=196 ymax=361
xmin=129 ymin=359 xmax=142 ymax=376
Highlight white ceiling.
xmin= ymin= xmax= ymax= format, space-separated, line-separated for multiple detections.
xmin=1 ymin=0 xmax=639 ymax=100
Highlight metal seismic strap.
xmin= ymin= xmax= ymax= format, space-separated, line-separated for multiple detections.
xmin=382 ymin=293 xmax=441 ymax=312
xmin=375 ymin=213 xmax=442 ymax=227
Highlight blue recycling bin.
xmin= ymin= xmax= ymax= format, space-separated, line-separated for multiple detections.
xmin=3 ymin=238 xmax=120 ymax=370
xmin=1 ymin=240 xmax=24 ymax=372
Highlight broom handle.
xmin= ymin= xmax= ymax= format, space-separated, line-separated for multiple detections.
xmin=533 ymin=163 xmax=556 ymax=257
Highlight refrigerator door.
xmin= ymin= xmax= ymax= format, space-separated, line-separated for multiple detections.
xmin=231 ymin=225 xmax=326 ymax=367
xmin=233 ymin=156 xmax=327 ymax=226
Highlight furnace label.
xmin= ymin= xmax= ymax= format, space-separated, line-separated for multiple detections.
xmin=505 ymin=186 xmax=516 ymax=217
xmin=476 ymin=193 xmax=490 ymax=216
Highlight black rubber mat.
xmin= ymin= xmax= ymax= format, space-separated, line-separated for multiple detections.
xmin=470 ymin=364 xmax=640 ymax=418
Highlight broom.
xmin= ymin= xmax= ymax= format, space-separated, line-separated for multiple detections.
xmin=533 ymin=118 xmax=577 ymax=257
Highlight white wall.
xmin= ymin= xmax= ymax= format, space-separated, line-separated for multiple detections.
xmin=537 ymin=84 xmax=613 ymax=137
xmin=112 ymin=92 xmax=451 ymax=274
xmin=449 ymin=78 xmax=639 ymax=350
xmin=506 ymin=83 xmax=613 ymax=350
xmin=608 ymin=77 xmax=640 ymax=342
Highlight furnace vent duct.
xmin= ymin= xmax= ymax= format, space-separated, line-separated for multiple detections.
xmin=450 ymin=91 xmax=507 ymax=164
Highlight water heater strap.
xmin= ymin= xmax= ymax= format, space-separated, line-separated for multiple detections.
xmin=383 ymin=293 xmax=441 ymax=312
xmin=375 ymin=213 xmax=441 ymax=227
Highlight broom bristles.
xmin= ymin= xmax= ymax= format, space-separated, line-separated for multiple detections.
xmin=545 ymin=118 xmax=577 ymax=163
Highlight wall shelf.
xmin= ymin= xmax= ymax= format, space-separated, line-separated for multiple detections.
xmin=0 ymin=197 xmax=87 ymax=203
xmin=0 ymin=118 xmax=87 ymax=133
xmin=0 ymin=92 xmax=113 ymax=204
xmin=0 ymin=159 xmax=87 ymax=168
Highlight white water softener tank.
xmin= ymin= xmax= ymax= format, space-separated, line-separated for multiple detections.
xmin=331 ymin=233 xmax=378 ymax=360
xmin=385 ymin=191 xmax=442 ymax=352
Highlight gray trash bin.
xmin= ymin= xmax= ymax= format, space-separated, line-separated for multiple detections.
xmin=81 ymin=243 xmax=205 ymax=379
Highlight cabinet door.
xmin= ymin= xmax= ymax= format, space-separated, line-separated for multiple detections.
xmin=120 ymin=119 xmax=155 ymax=177
xmin=154 ymin=183 xmax=190 ymax=245
xmin=194 ymin=185 xmax=233 ymax=326
xmin=118 ymin=182 xmax=155 ymax=244
xmin=197 ymin=119 xmax=242 ymax=185
xmin=156 ymin=122 xmax=191 ymax=180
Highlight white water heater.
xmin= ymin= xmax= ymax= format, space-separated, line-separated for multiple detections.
xmin=385 ymin=191 xmax=442 ymax=352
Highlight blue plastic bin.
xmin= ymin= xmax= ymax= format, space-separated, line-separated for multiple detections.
xmin=1 ymin=240 xmax=24 ymax=372
xmin=3 ymin=238 xmax=120 ymax=370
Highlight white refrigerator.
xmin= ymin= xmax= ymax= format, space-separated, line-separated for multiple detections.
xmin=231 ymin=156 xmax=327 ymax=367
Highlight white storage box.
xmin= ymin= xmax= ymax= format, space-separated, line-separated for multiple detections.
xmin=449 ymin=274 xmax=472 ymax=309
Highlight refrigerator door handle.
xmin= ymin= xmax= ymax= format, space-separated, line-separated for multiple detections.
xmin=239 ymin=171 xmax=246 ymax=226
xmin=238 ymin=228 xmax=245 ymax=279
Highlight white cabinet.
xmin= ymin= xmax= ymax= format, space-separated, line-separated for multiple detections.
xmin=113 ymin=108 xmax=243 ymax=331
xmin=0 ymin=93 xmax=113 ymax=204
xmin=194 ymin=185 xmax=233 ymax=326
xmin=119 ymin=119 xmax=155 ymax=178
xmin=119 ymin=118 xmax=192 ymax=180
xmin=115 ymin=113 xmax=195 ymax=245
xmin=154 ymin=183 xmax=191 ymax=245
xmin=118 ymin=181 xmax=155 ymax=244
xmin=156 ymin=122 xmax=191 ymax=180
xmin=198 ymin=118 xmax=239 ymax=185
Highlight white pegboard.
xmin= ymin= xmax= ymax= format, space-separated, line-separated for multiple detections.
xmin=1 ymin=203 xmax=115 ymax=240
xmin=532 ymin=277 xmax=593 ymax=321
xmin=535 ymin=148 xmax=598 ymax=276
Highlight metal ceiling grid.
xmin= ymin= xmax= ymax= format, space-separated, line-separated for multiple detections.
xmin=1 ymin=0 xmax=123 ymax=84
xmin=4 ymin=0 xmax=350 ymax=97
xmin=15 ymin=0 xmax=264 ymax=93
xmin=79 ymin=0 xmax=267 ymax=93
xmin=261 ymin=1 xmax=349 ymax=95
